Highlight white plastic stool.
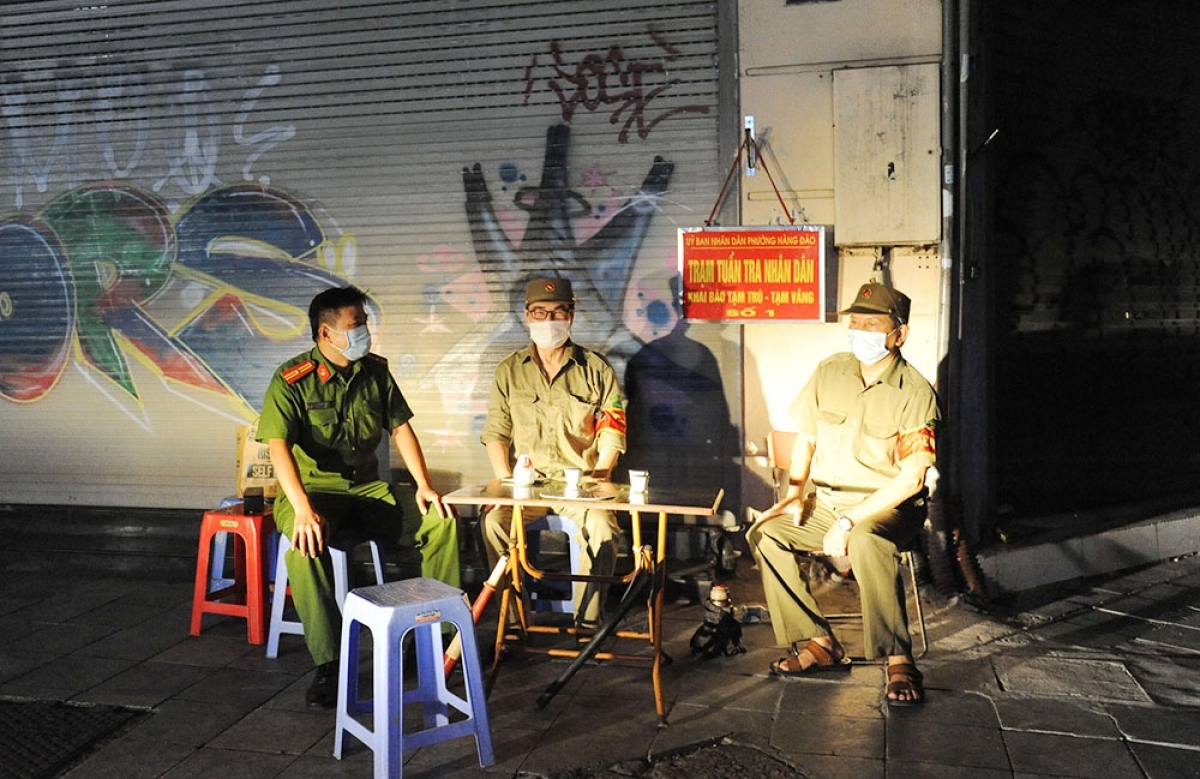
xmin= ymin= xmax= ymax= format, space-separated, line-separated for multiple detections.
xmin=266 ymin=534 xmax=384 ymax=659
xmin=524 ymin=514 xmax=581 ymax=614
xmin=334 ymin=578 xmax=494 ymax=778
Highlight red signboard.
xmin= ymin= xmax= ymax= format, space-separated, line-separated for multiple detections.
xmin=678 ymin=226 xmax=827 ymax=321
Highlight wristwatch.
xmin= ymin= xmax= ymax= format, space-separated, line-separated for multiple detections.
xmin=836 ymin=515 xmax=855 ymax=532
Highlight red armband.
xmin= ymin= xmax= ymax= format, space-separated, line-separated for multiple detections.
xmin=898 ymin=423 xmax=936 ymax=461
xmin=596 ymin=397 xmax=627 ymax=436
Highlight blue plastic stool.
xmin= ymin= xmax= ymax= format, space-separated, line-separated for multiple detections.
xmin=524 ymin=514 xmax=581 ymax=614
xmin=266 ymin=534 xmax=384 ymax=659
xmin=334 ymin=578 xmax=494 ymax=778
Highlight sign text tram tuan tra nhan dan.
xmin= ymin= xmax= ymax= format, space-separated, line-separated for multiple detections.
xmin=678 ymin=226 xmax=827 ymax=321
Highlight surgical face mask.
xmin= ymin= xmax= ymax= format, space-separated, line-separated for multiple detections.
xmin=847 ymin=328 xmax=894 ymax=365
xmin=529 ymin=319 xmax=570 ymax=350
xmin=329 ymin=324 xmax=372 ymax=361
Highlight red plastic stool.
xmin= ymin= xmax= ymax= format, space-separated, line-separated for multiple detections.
xmin=190 ymin=504 xmax=276 ymax=645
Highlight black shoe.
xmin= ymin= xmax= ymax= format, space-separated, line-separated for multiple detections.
xmin=306 ymin=661 xmax=338 ymax=709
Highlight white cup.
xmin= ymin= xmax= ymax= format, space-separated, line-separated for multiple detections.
xmin=628 ymin=469 xmax=649 ymax=493
xmin=513 ymin=453 xmax=535 ymax=486
xmin=563 ymin=467 xmax=582 ymax=492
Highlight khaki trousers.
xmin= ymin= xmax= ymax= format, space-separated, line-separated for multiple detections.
xmin=484 ymin=504 xmax=620 ymax=626
xmin=746 ymin=495 xmax=923 ymax=660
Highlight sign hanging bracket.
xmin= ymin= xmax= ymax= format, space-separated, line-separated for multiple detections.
xmin=705 ymin=116 xmax=795 ymax=227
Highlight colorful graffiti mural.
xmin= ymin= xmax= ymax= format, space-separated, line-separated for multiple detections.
xmin=2 ymin=24 xmax=712 ymax=463
xmin=1 ymin=122 xmax=684 ymax=431
xmin=417 ymin=123 xmax=675 ymax=452
xmin=0 ymin=183 xmax=369 ymax=413
xmin=0 ymin=6 xmax=735 ymax=511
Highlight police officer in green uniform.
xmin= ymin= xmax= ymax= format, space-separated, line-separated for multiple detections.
xmin=480 ymin=276 xmax=627 ymax=631
xmin=746 ymin=282 xmax=938 ymax=706
xmin=257 ymin=286 xmax=459 ymax=708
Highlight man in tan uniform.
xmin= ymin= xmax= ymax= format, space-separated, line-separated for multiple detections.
xmin=480 ymin=276 xmax=627 ymax=630
xmin=746 ymin=282 xmax=938 ymax=706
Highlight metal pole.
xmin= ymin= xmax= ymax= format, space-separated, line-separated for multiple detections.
xmin=535 ymin=572 xmax=652 ymax=709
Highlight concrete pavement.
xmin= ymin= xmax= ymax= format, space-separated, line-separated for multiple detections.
xmin=2 ymin=541 xmax=1200 ymax=778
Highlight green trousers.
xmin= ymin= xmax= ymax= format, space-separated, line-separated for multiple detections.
xmin=745 ymin=495 xmax=923 ymax=660
xmin=272 ymin=480 xmax=460 ymax=665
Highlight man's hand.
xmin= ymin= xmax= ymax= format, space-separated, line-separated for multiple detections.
xmin=589 ymin=479 xmax=619 ymax=499
xmin=759 ymin=494 xmax=803 ymax=527
xmin=291 ymin=505 xmax=327 ymax=559
xmin=267 ymin=437 xmax=327 ymax=559
xmin=415 ymin=485 xmax=450 ymax=519
xmin=822 ymin=524 xmax=850 ymax=557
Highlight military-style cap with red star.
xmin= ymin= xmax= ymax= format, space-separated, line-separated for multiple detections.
xmin=840 ymin=282 xmax=911 ymax=324
xmin=525 ymin=276 xmax=575 ymax=304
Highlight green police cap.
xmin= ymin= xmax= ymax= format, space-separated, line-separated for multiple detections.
xmin=840 ymin=283 xmax=911 ymax=324
xmin=525 ymin=276 xmax=575 ymax=305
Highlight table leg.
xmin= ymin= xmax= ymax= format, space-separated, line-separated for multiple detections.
xmin=494 ymin=504 xmax=532 ymax=668
xmin=492 ymin=549 xmax=526 ymax=668
xmin=650 ymin=548 xmax=670 ymax=726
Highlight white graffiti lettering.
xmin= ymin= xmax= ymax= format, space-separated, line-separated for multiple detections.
xmin=234 ymin=65 xmax=296 ymax=185
xmin=0 ymin=64 xmax=296 ymax=209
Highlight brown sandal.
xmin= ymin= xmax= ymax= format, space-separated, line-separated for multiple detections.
xmin=770 ymin=640 xmax=852 ymax=676
xmin=886 ymin=661 xmax=925 ymax=706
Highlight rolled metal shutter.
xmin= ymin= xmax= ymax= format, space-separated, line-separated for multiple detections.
xmin=0 ymin=0 xmax=727 ymax=508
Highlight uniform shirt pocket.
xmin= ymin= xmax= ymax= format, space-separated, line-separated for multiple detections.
xmin=509 ymin=391 xmax=541 ymax=435
xmin=858 ymin=419 xmax=899 ymax=470
xmin=307 ymin=407 xmax=340 ymax=447
xmin=816 ymin=408 xmax=848 ymax=428
xmin=564 ymin=392 xmax=599 ymax=437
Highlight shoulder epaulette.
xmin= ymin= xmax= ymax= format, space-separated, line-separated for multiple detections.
xmin=363 ymin=353 xmax=387 ymax=366
xmin=281 ymin=359 xmax=317 ymax=384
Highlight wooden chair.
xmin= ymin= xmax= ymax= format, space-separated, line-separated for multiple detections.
xmin=765 ymin=430 xmax=927 ymax=658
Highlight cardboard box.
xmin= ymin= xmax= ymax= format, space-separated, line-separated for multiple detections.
xmin=236 ymin=420 xmax=278 ymax=499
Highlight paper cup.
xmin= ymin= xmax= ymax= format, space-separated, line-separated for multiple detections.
xmin=628 ymin=469 xmax=649 ymax=493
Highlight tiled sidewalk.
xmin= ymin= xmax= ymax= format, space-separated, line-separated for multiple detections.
xmin=2 ymin=550 xmax=1200 ymax=778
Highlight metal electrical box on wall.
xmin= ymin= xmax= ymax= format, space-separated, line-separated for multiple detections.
xmin=833 ymin=63 xmax=940 ymax=246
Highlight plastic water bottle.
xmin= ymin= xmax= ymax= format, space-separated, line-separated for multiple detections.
xmin=690 ymin=583 xmax=745 ymax=657
xmin=513 ymin=453 xmax=535 ymax=486
xmin=708 ymin=584 xmax=731 ymax=620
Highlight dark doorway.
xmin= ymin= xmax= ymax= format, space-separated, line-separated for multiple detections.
xmin=976 ymin=0 xmax=1200 ymax=539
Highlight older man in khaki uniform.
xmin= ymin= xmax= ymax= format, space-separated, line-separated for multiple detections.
xmin=746 ymin=281 xmax=938 ymax=706
xmin=480 ymin=276 xmax=627 ymax=630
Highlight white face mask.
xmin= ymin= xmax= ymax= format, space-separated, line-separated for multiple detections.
xmin=529 ymin=320 xmax=570 ymax=350
xmin=329 ymin=324 xmax=372 ymax=361
xmin=847 ymin=328 xmax=893 ymax=365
